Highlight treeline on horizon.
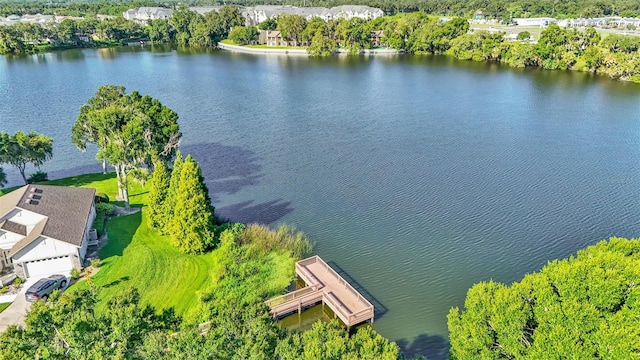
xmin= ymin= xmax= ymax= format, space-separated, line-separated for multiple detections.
xmin=3 ymin=7 xmax=638 ymax=83
xmin=1 ymin=0 xmax=640 ymax=19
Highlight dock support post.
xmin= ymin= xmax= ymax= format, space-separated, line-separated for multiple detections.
xmin=371 ymin=316 xmax=374 ymax=326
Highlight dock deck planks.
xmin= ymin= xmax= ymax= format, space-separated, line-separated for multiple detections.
xmin=265 ymin=255 xmax=374 ymax=327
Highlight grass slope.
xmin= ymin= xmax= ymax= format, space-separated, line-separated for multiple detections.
xmin=0 ymin=303 xmax=10 ymax=313
xmin=2 ymin=172 xmax=296 ymax=321
xmin=40 ymin=172 xmax=295 ymax=322
xmin=74 ymin=211 xmax=219 ymax=321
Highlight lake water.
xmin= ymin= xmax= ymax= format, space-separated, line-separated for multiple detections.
xmin=2 ymin=46 xmax=640 ymax=358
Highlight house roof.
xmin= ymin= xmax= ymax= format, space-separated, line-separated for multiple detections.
xmin=0 ymin=220 xmax=27 ymax=236
xmin=1 ymin=184 xmax=95 ymax=255
xmin=7 ymin=219 xmax=46 ymax=257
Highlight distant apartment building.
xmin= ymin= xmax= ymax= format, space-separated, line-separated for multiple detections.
xmin=121 ymin=5 xmax=383 ymax=26
xmin=243 ymin=5 xmax=383 ymax=25
xmin=123 ymin=7 xmax=173 ymax=22
xmin=558 ymin=17 xmax=640 ymax=28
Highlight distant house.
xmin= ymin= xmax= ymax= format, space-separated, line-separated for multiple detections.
xmin=259 ymin=30 xmax=290 ymax=46
xmin=0 ymin=185 xmax=96 ymax=279
xmin=123 ymin=7 xmax=173 ymax=22
xmin=370 ymin=30 xmax=383 ymax=48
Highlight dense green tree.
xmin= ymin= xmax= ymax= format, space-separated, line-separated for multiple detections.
xmin=448 ymin=237 xmax=640 ymax=359
xmin=600 ymin=34 xmax=640 ymax=53
xmin=335 ymin=17 xmax=372 ymax=53
xmin=162 ymin=150 xmax=183 ymax=235
xmin=0 ymin=288 xmax=178 ymax=359
xmin=277 ymin=14 xmax=307 ymax=46
xmin=167 ymin=155 xmax=215 ymax=254
xmin=54 ymin=18 xmax=78 ymax=44
xmin=409 ymin=16 xmax=469 ymax=54
xmin=228 ymin=26 xmax=259 ymax=45
xmin=170 ymin=6 xmax=202 ymax=46
xmin=218 ymin=5 xmax=245 ymax=32
xmin=301 ymin=17 xmax=327 ymax=44
xmin=516 ymin=31 xmax=531 ymax=41
xmin=0 ymin=26 xmax=25 ymax=54
xmin=276 ymin=320 xmax=400 ymax=359
xmin=72 ymin=84 xmax=124 ymax=174
xmin=258 ymin=17 xmax=278 ymax=31
xmin=72 ymin=85 xmax=180 ymax=208
xmin=307 ymin=31 xmax=339 ymax=56
xmin=0 ymin=131 xmax=53 ymax=184
xmin=504 ymin=42 xmax=540 ymax=67
xmin=147 ymin=19 xmax=174 ymax=43
xmin=147 ymin=159 xmax=170 ymax=230
xmin=448 ymin=31 xmax=508 ymax=61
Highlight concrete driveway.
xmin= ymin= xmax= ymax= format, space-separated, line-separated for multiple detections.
xmin=0 ymin=296 xmax=32 ymax=332
xmin=0 ymin=273 xmax=71 ymax=333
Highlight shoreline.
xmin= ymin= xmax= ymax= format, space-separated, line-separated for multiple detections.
xmin=216 ymin=42 xmax=401 ymax=56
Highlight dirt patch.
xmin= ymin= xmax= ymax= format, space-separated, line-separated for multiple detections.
xmin=112 ymin=205 xmax=141 ymax=216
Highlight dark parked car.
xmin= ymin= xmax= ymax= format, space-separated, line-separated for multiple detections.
xmin=25 ymin=274 xmax=67 ymax=302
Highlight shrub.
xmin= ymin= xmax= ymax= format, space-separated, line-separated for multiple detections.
xmin=95 ymin=202 xmax=114 ymax=216
xmin=0 ymin=287 xmax=7 ymax=294
xmin=237 ymin=223 xmax=313 ymax=259
xmin=27 ymin=171 xmax=48 ymax=183
xmin=90 ymin=258 xmax=101 ymax=268
xmin=13 ymin=277 xmax=23 ymax=285
xmin=70 ymin=268 xmax=81 ymax=279
xmin=95 ymin=192 xmax=110 ymax=203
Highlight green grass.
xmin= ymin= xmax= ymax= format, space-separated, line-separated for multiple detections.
xmin=92 ymin=211 xmax=106 ymax=236
xmin=50 ymin=172 xmax=295 ymax=322
xmin=72 ymin=210 xmax=220 ymax=321
xmin=221 ymin=38 xmax=304 ymax=50
xmin=0 ymin=303 xmax=10 ymax=313
xmin=44 ymin=172 xmax=148 ymax=206
xmin=245 ymin=44 xmax=303 ymax=49
xmin=2 ymin=172 xmax=297 ymax=322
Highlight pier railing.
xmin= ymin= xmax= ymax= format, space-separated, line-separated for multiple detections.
xmin=306 ymin=255 xmax=374 ymax=310
xmin=266 ymin=255 xmax=374 ymax=327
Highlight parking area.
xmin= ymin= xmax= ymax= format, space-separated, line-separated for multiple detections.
xmin=0 ymin=272 xmax=71 ymax=333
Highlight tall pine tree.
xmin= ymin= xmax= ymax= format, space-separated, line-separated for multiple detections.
xmin=167 ymin=155 xmax=215 ymax=254
xmin=147 ymin=159 xmax=170 ymax=229
xmin=162 ymin=150 xmax=183 ymax=235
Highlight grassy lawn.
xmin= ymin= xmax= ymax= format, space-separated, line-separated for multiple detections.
xmin=72 ymin=210 xmax=221 ymax=321
xmin=0 ymin=303 xmax=10 ymax=313
xmin=245 ymin=44 xmax=304 ymax=50
xmin=221 ymin=38 xmax=304 ymax=50
xmin=43 ymin=172 xmax=296 ymax=322
xmin=45 ymin=172 xmax=148 ymax=207
xmin=1 ymin=172 xmax=296 ymax=322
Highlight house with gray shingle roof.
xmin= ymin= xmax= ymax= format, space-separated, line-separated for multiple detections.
xmin=0 ymin=185 xmax=96 ymax=279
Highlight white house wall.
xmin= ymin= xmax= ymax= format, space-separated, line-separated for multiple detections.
xmin=0 ymin=230 xmax=22 ymax=250
xmin=12 ymin=237 xmax=78 ymax=263
xmin=78 ymin=203 xmax=96 ymax=261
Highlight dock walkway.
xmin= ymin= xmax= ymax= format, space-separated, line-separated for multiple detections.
xmin=265 ymin=255 xmax=374 ymax=327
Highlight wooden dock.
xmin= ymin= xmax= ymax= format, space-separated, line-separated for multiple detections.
xmin=265 ymin=255 xmax=374 ymax=328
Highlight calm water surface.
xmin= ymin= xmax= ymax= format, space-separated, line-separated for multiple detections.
xmin=2 ymin=47 xmax=640 ymax=358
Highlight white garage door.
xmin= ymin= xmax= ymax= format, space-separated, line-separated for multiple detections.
xmin=24 ymin=256 xmax=72 ymax=278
